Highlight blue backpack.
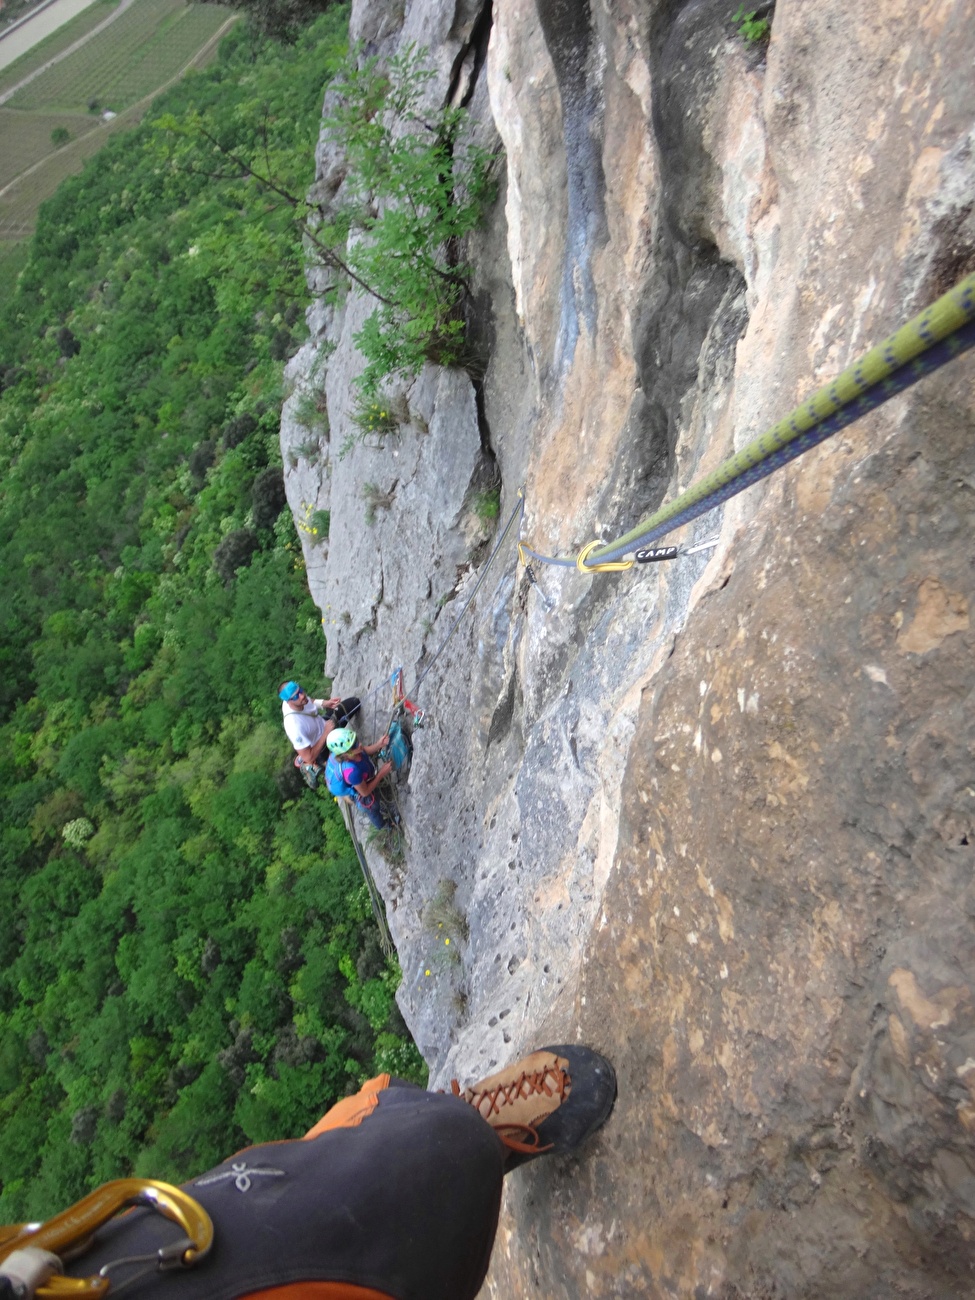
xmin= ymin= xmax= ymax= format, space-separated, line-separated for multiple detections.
xmin=325 ymin=754 xmax=356 ymax=799
xmin=387 ymin=719 xmax=413 ymax=774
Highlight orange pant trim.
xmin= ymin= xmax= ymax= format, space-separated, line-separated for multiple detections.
xmin=184 ymin=1076 xmax=395 ymax=1168
xmin=241 ymin=1283 xmax=395 ymax=1300
xmin=301 ymin=1074 xmax=392 ymax=1140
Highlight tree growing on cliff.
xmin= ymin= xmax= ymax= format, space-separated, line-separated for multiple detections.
xmin=318 ymin=45 xmax=496 ymax=394
xmin=157 ymin=44 xmax=496 ymax=397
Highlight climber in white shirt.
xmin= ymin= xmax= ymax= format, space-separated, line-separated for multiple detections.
xmin=278 ymin=680 xmax=360 ymax=785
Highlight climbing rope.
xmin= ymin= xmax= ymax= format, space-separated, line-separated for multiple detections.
xmin=521 ymin=272 xmax=975 ymax=569
xmin=357 ymin=492 xmax=527 ymax=742
xmin=339 ymin=800 xmax=395 ymax=956
xmin=326 ymin=273 xmax=975 ymax=827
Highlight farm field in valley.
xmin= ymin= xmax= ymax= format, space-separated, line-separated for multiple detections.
xmin=0 ymin=0 xmax=233 ymax=241
xmin=8 ymin=0 xmax=228 ymax=112
xmin=0 ymin=108 xmax=100 ymax=189
xmin=0 ymin=113 xmax=125 ymax=237
xmin=0 ymin=0 xmax=117 ymax=87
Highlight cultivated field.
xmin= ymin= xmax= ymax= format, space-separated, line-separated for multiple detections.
xmin=0 ymin=113 xmax=123 ymax=238
xmin=0 ymin=0 xmax=118 ymax=96
xmin=0 ymin=107 xmax=100 ymax=189
xmin=0 ymin=0 xmax=233 ymax=241
xmin=9 ymin=0 xmax=228 ymax=112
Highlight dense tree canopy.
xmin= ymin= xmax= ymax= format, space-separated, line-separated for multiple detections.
xmin=0 ymin=4 xmax=423 ymax=1224
xmin=226 ymin=0 xmax=340 ymax=42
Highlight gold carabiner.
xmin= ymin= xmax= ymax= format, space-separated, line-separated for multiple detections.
xmin=575 ymin=540 xmax=634 ymax=573
xmin=0 ymin=1179 xmax=214 ymax=1297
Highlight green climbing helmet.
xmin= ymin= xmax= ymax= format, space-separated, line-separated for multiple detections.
xmin=326 ymin=727 xmax=357 ymax=756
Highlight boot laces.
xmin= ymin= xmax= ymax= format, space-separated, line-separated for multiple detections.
xmin=491 ymin=1122 xmax=553 ymax=1155
xmin=451 ymin=1060 xmax=570 ymax=1153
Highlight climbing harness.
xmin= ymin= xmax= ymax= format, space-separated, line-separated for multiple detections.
xmin=0 ymin=1179 xmax=213 ymax=1299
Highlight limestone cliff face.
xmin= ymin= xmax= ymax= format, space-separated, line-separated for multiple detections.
xmin=281 ymin=0 xmax=975 ymax=1293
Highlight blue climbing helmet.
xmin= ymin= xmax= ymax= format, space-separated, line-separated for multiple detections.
xmin=326 ymin=727 xmax=357 ymax=755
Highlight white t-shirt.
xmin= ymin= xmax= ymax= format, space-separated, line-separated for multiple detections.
xmin=282 ymin=699 xmax=326 ymax=752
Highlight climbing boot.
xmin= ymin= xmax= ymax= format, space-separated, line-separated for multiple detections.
xmin=300 ymin=762 xmax=320 ymax=790
xmin=452 ymin=1044 xmax=616 ymax=1169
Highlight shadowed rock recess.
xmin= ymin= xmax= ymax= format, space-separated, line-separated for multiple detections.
xmin=281 ymin=0 xmax=975 ymax=1292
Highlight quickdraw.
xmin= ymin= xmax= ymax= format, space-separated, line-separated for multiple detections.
xmin=0 ymin=1179 xmax=213 ymax=1299
xmin=524 ymin=563 xmax=556 ymax=611
xmin=634 ymin=545 xmax=680 ymax=564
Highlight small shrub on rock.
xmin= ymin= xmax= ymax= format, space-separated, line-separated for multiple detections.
xmin=319 ymin=46 xmax=496 ymax=396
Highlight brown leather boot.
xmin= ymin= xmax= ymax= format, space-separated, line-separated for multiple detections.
xmin=452 ymin=1044 xmax=616 ymax=1168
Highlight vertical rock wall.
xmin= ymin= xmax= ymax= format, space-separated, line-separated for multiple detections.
xmin=281 ymin=0 xmax=975 ymax=1291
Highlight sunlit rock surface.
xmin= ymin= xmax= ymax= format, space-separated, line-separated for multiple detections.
xmin=281 ymin=0 xmax=975 ymax=1292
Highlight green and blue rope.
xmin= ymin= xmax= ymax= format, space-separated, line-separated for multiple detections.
xmin=522 ymin=272 xmax=975 ymax=570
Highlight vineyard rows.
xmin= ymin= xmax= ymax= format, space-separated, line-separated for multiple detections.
xmin=10 ymin=0 xmax=228 ymax=113
xmin=0 ymin=109 xmax=99 ymax=190
xmin=0 ymin=114 xmax=118 ymax=238
xmin=0 ymin=0 xmax=118 ymax=98
xmin=0 ymin=0 xmax=232 ymax=241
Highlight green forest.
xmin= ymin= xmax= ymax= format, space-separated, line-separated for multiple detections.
xmin=0 ymin=2 xmax=427 ymax=1224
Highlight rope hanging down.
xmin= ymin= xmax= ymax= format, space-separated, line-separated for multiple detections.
xmin=521 ymin=272 xmax=975 ymax=571
xmin=339 ymin=800 xmax=395 ymax=956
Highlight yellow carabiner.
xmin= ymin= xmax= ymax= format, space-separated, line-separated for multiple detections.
xmin=0 ymin=1179 xmax=214 ymax=1297
xmin=575 ymin=540 xmax=634 ymax=573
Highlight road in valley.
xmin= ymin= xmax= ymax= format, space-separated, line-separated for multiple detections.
xmin=1 ymin=0 xmax=104 ymax=72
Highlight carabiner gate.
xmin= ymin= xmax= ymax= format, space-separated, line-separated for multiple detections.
xmin=0 ymin=1179 xmax=213 ymax=1298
